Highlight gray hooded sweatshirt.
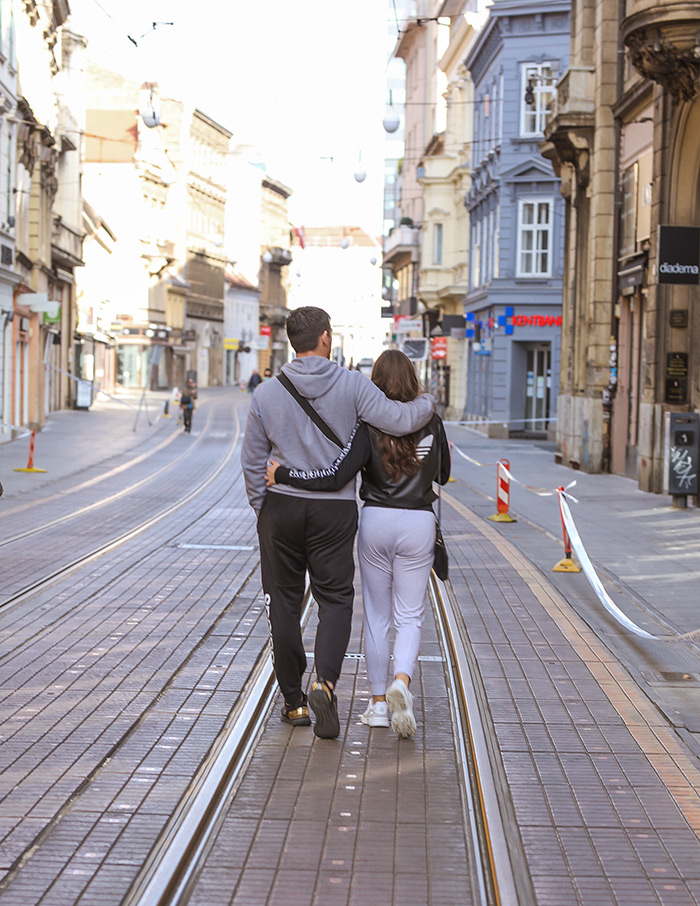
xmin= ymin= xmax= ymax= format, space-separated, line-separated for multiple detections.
xmin=240 ymin=356 xmax=435 ymax=514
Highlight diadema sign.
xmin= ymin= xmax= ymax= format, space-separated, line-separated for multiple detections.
xmin=657 ymin=226 xmax=700 ymax=285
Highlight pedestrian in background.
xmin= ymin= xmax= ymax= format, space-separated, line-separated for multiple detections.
xmin=247 ymin=371 xmax=263 ymax=393
xmin=240 ymin=307 xmax=434 ymax=739
xmin=266 ymin=349 xmax=450 ymax=738
xmin=180 ymin=377 xmax=198 ymax=433
xmin=263 ymin=367 xmax=272 ymax=380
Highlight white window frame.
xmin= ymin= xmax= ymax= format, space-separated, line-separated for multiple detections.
xmin=517 ymin=198 xmax=553 ymax=278
xmin=433 ymin=222 xmax=443 ymax=265
xmin=520 ymin=62 xmax=557 ymax=137
xmin=472 ymin=219 xmax=481 ymax=288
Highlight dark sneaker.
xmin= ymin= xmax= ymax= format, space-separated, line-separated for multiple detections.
xmin=308 ymin=677 xmax=340 ymax=739
xmin=281 ymin=695 xmax=311 ymax=726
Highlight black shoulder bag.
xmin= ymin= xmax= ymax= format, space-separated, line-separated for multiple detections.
xmin=277 ymin=373 xmax=344 ymax=449
xmin=433 ymin=421 xmax=449 ymax=581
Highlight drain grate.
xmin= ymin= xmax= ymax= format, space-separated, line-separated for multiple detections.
xmin=305 ymin=651 xmax=444 ymax=663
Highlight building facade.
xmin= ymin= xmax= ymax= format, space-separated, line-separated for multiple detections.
xmin=7 ymin=0 xmax=85 ymax=433
xmin=82 ymin=65 xmax=231 ymax=391
xmin=416 ymin=1 xmax=488 ymax=418
xmin=463 ymin=0 xmax=570 ymax=438
xmin=543 ymin=0 xmax=700 ymax=495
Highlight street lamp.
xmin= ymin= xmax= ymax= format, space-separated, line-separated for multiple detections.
xmin=382 ymin=91 xmax=400 ymax=133
xmin=354 ymin=150 xmax=366 ymax=183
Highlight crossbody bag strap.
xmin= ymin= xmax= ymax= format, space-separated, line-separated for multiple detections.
xmin=277 ymin=373 xmax=344 ymax=449
xmin=436 ymin=419 xmax=442 ymax=528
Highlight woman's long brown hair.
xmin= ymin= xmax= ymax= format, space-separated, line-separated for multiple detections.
xmin=371 ymin=350 xmax=423 ymax=482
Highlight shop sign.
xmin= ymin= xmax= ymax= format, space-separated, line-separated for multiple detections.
xmin=665 ymin=351 xmax=689 ymax=403
xmin=394 ymin=316 xmax=422 ymax=332
xmin=658 ymin=226 xmax=700 ymax=285
xmin=431 ymin=337 xmax=447 ymax=360
xmin=512 ymin=315 xmax=562 ymax=327
xmin=223 ymin=338 xmax=239 ymax=351
xmin=260 ymin=325 xmax=272 ymax=336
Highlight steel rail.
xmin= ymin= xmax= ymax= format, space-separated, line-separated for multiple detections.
xmin=122 ymin=589 xmax=316 ymax=906
xmin=429 ymin=572 xmax=524 ymax=906
xmin=123 ymin=573 xmax=527 ymax=906
xmin=0 ymin=401 xmax=221 ymax=546
xmin=0 ymin=406 xmax=242 ymax=615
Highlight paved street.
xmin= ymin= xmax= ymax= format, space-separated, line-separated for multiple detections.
xmin=1 ymin=388 xmax=700 ymax=904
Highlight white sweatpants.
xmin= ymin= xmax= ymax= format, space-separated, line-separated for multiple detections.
xmin=358 ymin=506 xmax=435 ymax=695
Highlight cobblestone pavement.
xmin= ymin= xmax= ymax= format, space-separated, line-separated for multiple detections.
xmin=1 ymin=392 xmax=699 ymax=904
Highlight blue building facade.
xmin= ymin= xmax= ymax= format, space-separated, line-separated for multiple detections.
xmin=463 ymin=0 xmax=570 ymax=437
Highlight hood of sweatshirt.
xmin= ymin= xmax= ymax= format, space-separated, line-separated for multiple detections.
xmin=281 ymin=356 xmax=347 ymax=402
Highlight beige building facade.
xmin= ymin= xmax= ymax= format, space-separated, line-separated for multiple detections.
xmin=8 ymin=2 xmax=85 ymax=431
xmin=82 ymin=65 xmax=231 ymax=391
xmin=544 ymin=0 xmax=700 ymax=497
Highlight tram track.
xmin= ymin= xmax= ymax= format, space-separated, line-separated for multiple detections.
xmin=117 ymin=575 xmax=526 ymax=906
xmin=0 ymin=405 xmax=243 ymax=617
xmin=0 ymin=401 xmax=221 ymax=545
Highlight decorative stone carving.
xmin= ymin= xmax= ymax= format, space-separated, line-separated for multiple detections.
xmin=540 ymin=124 xmax=593 ymax=193
xmin=626 ymin=30 xmax=700 ymax=101
xmin=622 ymin=5 xmax=700 ymax=103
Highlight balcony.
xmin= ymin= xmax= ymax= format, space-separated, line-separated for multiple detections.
xmin=621 ymin=2 xmax=700 ymax=102
xmin=540 ymin=67 xmax=596 ymax=194
xmin=51 ymin=215 xmax=84 ymax=270
xmin=383 ymin=224 xmax=420 ymax=267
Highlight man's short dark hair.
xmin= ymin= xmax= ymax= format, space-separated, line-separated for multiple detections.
xmin=286 ymin=307 xmax=331 ymax=354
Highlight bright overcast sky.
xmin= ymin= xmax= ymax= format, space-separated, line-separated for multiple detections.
xmin=70 ymin=0 xmax=395 ymax=233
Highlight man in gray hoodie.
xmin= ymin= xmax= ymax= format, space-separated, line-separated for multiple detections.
xmin=240 ymin=306 xmax=434 ymax=739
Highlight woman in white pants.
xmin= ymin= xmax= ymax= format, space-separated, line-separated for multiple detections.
xmin=266 ymin=350 xmax=451 ymax=737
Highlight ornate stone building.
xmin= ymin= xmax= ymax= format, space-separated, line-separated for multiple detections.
xmin=543 ymin=0 xmax=700 ymax=496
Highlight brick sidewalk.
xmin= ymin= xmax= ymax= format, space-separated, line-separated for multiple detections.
xmin=443 ymin=491 xmax=700 ymax=905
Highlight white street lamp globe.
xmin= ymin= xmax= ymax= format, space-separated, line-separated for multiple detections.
xmin=370 ymin=257 xmax=377 ymax=266
xmin=262 ymin=250 xmax=273 ymax=263
xmin=382 ymin=109 xmax=400 ymax=133
xmin=340 ymin=238 xmax=349 ymax=249
xmin=141 ymin=105 xmax=160 ymax=128
xmin=354 ymin=168 xmax=367 ymax=183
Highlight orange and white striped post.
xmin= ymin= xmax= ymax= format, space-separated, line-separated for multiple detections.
xmin=13 ymin=429 xmax=47 ymax=473
xmin=488 ymin=458 xmax=516 ymax=522
xmin=552 ymin=486 xmax=580 ymax=572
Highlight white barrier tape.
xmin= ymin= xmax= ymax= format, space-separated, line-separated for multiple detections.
xmin=558 ymin=491 xmax=700 ymax=644
xmin=451 ymin=445 xmax=501 ymax=469
xmin=451 ymin=444 xmax=568 ymax=498
xmin=500 ymin=462 xmax=560 ymax=497
xmin=444 ymin=417 xmax=557 ymax=427
xmin=1 ymin=421 xmax=31 ymax=437
xmin=46 ymin=364 xmax=139 ymax=411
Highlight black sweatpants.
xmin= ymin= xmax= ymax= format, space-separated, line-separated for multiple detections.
xmin=257 ymin=492 xmax=358 ymax=707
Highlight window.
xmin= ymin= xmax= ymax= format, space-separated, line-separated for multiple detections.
xmin=471 ymin=219 xmax=481 ymax=288
xmin=433 ymin=223 xmax=443 ymax=265
xmin=520 ymin=63 xmax=557 ymax=136
xmin=517 ymin=199 xmax=553 ymax=277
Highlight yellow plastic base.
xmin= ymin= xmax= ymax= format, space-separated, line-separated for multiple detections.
xmin=448 ymin=476 xmax=456 ymax=482
xmin=488 ymin=512 xmax=516 ymax=522
xmin=14 ymin=467 xmax=47 ymax=473
xmin=552 ymin=558 xmax=581 ymax=573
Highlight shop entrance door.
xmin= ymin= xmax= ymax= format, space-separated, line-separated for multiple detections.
xmin=524 ymin=343 xmax=551 ymax=434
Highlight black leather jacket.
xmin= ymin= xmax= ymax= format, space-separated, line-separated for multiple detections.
xmin=275 ymin=413 xmax=451 ymax=511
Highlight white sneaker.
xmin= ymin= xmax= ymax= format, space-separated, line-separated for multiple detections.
xmin=360 ymin=700 xmax=390 ymax=728
xmin=386 ymin=679 xmax=416 ymax=738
